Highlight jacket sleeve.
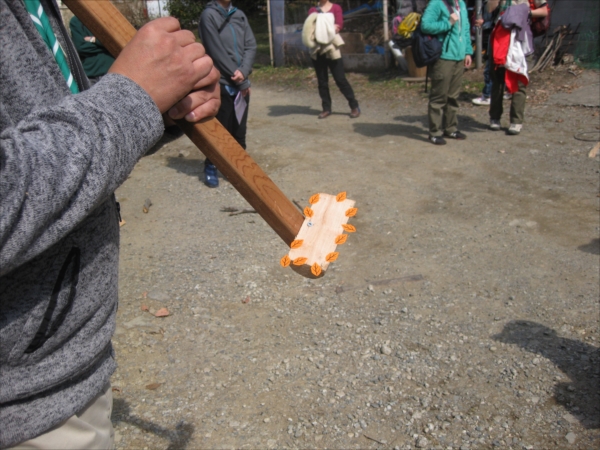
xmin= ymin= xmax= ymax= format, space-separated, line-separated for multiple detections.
xmin=69 ymin=16 xmax=108 ymax=58
xmin=238 ymin=13 xmax=257 ymax=85
xmin=421 ymin=0 xmax=452 ymax=36
xmin=0 ymin=75 xmax=164 ymax=276
xmin=332 ymin=4 xmax=344 ymax=31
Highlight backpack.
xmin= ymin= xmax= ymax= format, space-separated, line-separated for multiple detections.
xmin=411 ymin=26 xmax=443 ymax=68
xmin=410 ymin=0 xmax=453 ymax=68
xmin=397 ymin=12 xmax=421 ymax=38
xmin=528 ymin=0 xmax=551 ymax=37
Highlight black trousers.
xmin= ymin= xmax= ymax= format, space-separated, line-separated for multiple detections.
xmin=207 ymin=84 xmax=250 ymax=166
xmin=312 ymin=54 xmax=358 ymax=112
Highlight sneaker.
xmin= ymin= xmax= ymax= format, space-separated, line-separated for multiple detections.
xmin=503 ymin=92 xmax=512 ymax=100
xmin=350 ymin=107 xmax=361 ymax=118
xmin=472 ymin=96 xmax=491 ymax=106
xmin=204 ymin=161 xmax=219 ymax=188
xmin=318 ymin=111 xmax=331 ymax=119
xmin=428 ymin=135 xmax=447 ymax=145
xmin=507 ymin=123 xmax=522 ymax=135
xmin=489 ymin=119 xmax=501 ymax=131
xmin=445 ymin=130 xmax=467 ymax=140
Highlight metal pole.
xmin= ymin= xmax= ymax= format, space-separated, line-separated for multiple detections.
xmin=383 ymin=0 xmax=389 ymax=68
xmin=475 ymin=0 xmax=482 ymax=68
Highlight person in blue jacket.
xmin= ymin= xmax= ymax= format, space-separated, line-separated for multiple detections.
xmin=421 ymin=0 xmax=473 ymax=145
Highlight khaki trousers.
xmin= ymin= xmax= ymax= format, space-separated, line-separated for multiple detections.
xmin=11 ymin=383 xmax=114 ymax=450
xmin=428 ymin=58 xmax=465 ymax=137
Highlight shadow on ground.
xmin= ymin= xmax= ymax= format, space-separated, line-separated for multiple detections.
xmin=578 ymin=238 xmax=600 ymax=255
xmin=112 ymin=398 xmax=195 ymax=449
xmin=394 ymin=114 xmax=489 ymax=132
xmin=353 ymin=114 xmax=488 ymax=143
xmin=493 ymin=320 xmax=600 ymax=429
xmin=267 ymin=105 xmax=321 ymax=117
xmin=352 ymin=122 xmax=429 ymax=143
xmin=165 ymin=156 xmax=205 ymax=180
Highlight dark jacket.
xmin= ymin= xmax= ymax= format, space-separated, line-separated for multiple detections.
xmin=199 ymin=1 xmax=256 ymax=91
xmin=0 ymin=0 xmax=163 ymax=446
xmin=69 ymin=15 xmax=115 ymax=78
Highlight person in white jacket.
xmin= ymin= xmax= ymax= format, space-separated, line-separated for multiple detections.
xmin=306 ymin=0 xmax=360 ymax=119
xmin=487 ymin=0 xmax=548 ymax=135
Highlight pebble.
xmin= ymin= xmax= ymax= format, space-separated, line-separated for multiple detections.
xmin=565 ymin=432 xmax=576 ymax=444
xmin=416 ymin=436 xmax=429 ymax=448
xmin=381 ymin=345 xmax=392 ymax=355
xmin=563 ymin=413 xmax=578 ymax=424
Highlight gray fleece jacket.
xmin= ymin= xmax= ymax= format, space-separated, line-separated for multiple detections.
xmin=199 ymin=1 xmax=256 ymax=91
xmin=0 ymin=0 xmax=163 ymax=446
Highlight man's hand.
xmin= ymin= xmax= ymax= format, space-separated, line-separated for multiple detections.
xmin=168 ymin=66 xmax=221 ymax=122
xmin=231 ymin=69 xmax=245 ymax=84
xmin=449 ymin=12 xmax=459 ymax=25
xmin=464 ymin=55 xmax=472 ymax=68
xmin=109 ymin=17 xmax=214 ymax=114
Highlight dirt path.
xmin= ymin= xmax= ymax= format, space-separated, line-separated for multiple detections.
xmin=112 ymin=73 xmax=600 ymax=449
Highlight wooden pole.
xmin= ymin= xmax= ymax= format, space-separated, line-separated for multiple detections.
xmin=63 ymin=0 xmax=304 ymax=245
xmin=267 ymin=0 xmax=274 ymax=67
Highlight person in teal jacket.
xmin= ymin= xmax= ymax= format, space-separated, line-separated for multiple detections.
xmin=421 ymin=0 xmax=473 ymax=145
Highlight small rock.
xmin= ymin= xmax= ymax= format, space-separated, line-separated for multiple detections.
xmin=381 ymin=345 xmax=392 ymax=355
xmin=416 ymin=436 xmax=429 ymax=448
xmin=563 ymin=413 xmax=578 ymax=424
xmin=565 ymin=432 xmax=576 ymax=444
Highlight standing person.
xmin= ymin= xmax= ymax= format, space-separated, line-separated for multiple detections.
xmin=472 ymin=0 xmax=495 ymax=106
xmin=0 ymin=0 xmax=220 ymax=447
xmin=69 ymin=15 xmax=115 ymax=85
xmin=199 ymin=0 xmax=256 ymax=188
xmin=421 ymin=0 xmax=473 ymax=145
xmin=306 ymin=0 xmax=360 ymax=119
xmin=487 ymin=0 xmax=548 ymax=135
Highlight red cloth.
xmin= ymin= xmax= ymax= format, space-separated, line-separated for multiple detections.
xmin=308 ymin=3 xmax=344 ymax=31
xmin=491 ymin=22 xmax=510 ymax=66
xmin=505 ymin=71 xmax=528 ymax=94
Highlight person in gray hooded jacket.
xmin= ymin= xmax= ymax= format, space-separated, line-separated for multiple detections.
xmin=0 ymin=0 xmax=219 ymax=447
xmin=199 ymin=0 xmax=256 ymax=188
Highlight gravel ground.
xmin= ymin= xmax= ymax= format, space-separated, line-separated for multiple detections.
xmin=111 ymin=68 xmax=600 ymax=449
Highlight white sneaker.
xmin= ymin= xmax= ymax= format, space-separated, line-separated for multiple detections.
xmin=472 ymin=96 xmax=491 ymax=106
xmin=503 ymin=92 xmax=512 ymax=100
xmin=489 ymin=119 xmax=501 ymax=131
xmin=508 ymin=123 xmax=522 ymax=135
